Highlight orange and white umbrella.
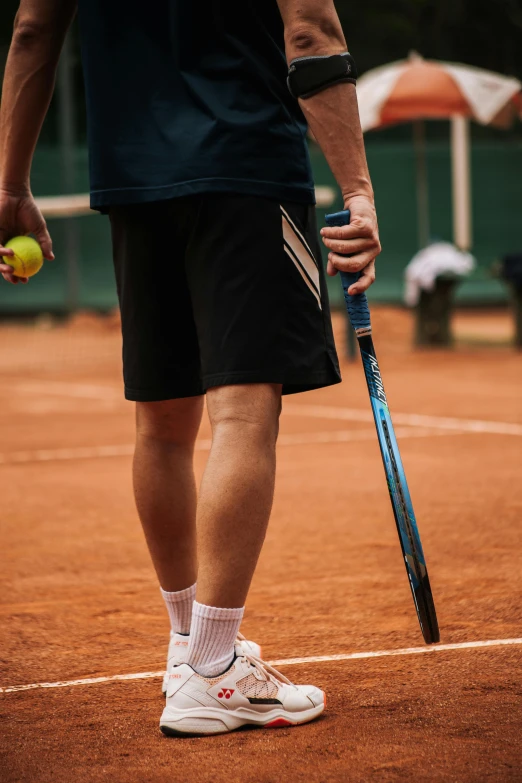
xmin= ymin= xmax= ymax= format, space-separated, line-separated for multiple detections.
xmin=358 ymin=53 xmax=522 ymax=131
xmin=356 ymin=54 xmax=522 ymax=249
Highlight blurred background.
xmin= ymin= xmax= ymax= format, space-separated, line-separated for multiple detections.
xmin=1 ymin=0 xmax=522 ymax=330
xmin=3 ymin=6 xmax=522 ymax=778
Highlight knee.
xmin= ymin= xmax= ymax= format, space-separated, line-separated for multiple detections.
xmin=136 ymin=398 xmax=204 ymax=447
xmin=207 ymin=384 xmax=282 ymax=443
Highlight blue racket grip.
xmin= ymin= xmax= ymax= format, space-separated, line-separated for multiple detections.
xmin=324 ymin=210 xmax=371 ymax=333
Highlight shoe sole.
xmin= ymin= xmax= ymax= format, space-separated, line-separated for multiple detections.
xmin=159 ymin=699 xmax=325 ymax=737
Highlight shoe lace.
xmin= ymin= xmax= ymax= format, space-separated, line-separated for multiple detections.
xmin=238 ymin=650 xmax=296 ymax=691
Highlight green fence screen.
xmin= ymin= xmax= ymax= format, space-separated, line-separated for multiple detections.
xmin=0 ymin=139 xmax=520 ymax=314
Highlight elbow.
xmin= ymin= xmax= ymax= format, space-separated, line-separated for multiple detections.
xmin=11 ymin=14 xmax=55 ymax=51
xmin=285 ymin=17 xmax=346 ymax=60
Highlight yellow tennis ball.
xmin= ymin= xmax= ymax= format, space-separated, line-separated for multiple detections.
xmin=5 ymin=236 xmax=44 ymax=278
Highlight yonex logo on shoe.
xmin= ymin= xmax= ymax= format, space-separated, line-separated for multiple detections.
xmin=169 ymin=673 xmax=182 ymax=679
xmin=174 ymin=641 xmax=188 ymax=646
xmin=218 ymin=688 xmax=234 ymax=700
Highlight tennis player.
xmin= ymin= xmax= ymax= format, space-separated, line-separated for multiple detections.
xmin=0 ymin=0 xmax=380 ymax=735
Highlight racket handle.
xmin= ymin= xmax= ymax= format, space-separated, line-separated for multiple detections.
xmin=325 ymin=210 xmax=371 ymax=334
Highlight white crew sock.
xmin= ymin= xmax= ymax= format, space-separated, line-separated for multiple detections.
xmin=187 ymin=601 xmax=244 ymax=677
xmin=160 ymin=583 xmax=197 ymax=636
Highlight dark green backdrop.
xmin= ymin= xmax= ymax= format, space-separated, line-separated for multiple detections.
xmin=0 ymin=134 xmax=519 ymax=314
xmin=1 ymin=1 xmax=521 ymax=312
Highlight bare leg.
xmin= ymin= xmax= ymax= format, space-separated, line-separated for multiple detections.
xmin=196 ymin=383 xmax=282 ymax=608
xmin=133 ymin=397 xmax=204 ymax=592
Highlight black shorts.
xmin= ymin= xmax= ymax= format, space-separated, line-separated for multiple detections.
xmin=109 ymin=194 xmax=341 ymax=400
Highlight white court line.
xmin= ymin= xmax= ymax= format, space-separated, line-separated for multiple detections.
xmin=284 ymin=404 xmax=522 ymax=437
xmin=274 ymin=426 xmax=452 ymax=446
xmin=10 ymin=381 xmax=522 ymax=437
xmin=14 ymin=381 xmax=121 ymax=400
xmin=0 ymin=444 xmax=135 ymax=464
xmin=0 ymin=427 xmax=459 ymax=466
xmin=2 ymin=638 xmax=521 ymax=695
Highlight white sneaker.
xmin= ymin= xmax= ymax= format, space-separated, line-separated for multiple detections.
xmin=160 ymin=643 xmax=325 ymax=736
xmin=161 ymin=631 xmax=261 ymax=693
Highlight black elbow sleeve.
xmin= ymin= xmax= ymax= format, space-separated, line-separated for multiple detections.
xmin=287 ymin=52 xmax=358 ymax=99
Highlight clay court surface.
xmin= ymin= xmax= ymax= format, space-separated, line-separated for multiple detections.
xmin=1 ymin=307 xmax=521 ymax=782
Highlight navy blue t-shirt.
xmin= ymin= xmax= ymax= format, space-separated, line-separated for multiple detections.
xmin=77 ymin=0 xmax=315 ymax=210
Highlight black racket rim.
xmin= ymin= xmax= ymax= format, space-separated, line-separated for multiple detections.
xmin=402 ymin=542 xmax=440 ymax=645
xmin=358 ymin=334 xmax=440 ymax=645
xmin=386 ymin=473 xmax=440 ymax=644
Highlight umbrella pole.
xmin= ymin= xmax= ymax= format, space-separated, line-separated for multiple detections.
xmin=451 ymin=115 xmax=472 ymax=251
xmin=413 ymin=120 xmax=430 ymax=248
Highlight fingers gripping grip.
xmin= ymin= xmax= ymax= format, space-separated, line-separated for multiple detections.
xmin=325 ymin=210 xmax=371 ymax=333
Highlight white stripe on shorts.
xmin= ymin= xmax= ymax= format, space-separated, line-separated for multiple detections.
xmin=283 ymin=246 xmax=322 ymax=309
xmin=281 ymin=212 xmax=321 ymax=309
xmin=280 ymin=206 xmax=315 ymax=260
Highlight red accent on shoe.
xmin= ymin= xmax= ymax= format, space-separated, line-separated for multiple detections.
xmin=217 ymin=688 xmax=234 ymax=700
xmin=264 ymin=718 xmax=293 ymax=728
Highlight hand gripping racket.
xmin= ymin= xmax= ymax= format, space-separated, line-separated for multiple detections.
xmin=325 ymin=210 xmax=440 ymax=644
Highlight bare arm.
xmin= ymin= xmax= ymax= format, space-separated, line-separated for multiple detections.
xmin=277 ymin=0 xmax=380 ymax=294
xmin=0 ymin=0 xmax=76 ymax=283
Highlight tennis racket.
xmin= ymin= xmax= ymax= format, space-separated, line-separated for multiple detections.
xmin=325 ymin=209 xmax=440 ymax=644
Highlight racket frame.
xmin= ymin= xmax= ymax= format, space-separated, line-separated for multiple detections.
xmin=325 ymin=209 xmax=440 ymax=644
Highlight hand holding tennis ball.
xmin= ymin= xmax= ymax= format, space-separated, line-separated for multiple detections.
xmin=0 ymin=190 xmax=53 ymax=284
xmin=4 ymin=236 xmax=44 ymax=278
